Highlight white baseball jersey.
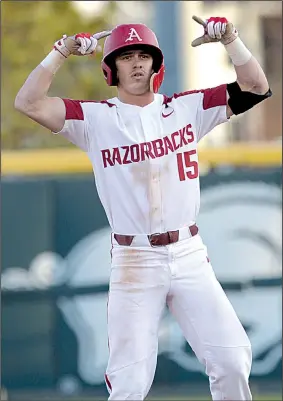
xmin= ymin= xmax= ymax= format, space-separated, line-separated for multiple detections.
xmin=54 ymin=84 xmax=228 ymax=235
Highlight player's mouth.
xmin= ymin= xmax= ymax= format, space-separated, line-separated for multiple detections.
xmin=131 ymin=72 xmax=145 ymax=79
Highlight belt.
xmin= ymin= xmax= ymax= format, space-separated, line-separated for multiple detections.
xmin=114 ymin=224 xmax=198 ymax=247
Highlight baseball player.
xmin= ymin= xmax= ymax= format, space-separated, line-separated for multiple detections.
xmin=15 ymin=16 xmax=271 ymax=401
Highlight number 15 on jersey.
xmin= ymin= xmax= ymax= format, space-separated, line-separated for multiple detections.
xmin=176 ymin=150 xmax=199 ymax=181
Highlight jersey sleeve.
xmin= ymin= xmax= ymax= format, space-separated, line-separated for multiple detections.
xmin=196 ymin=84 xmax=229 ymax=142
xmin=53 ymin=99 xmax=90 ymax=152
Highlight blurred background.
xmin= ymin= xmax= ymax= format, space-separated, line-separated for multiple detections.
xmin=1 ymin=1 xmax=282 ymax=400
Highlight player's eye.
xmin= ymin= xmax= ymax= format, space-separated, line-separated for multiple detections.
xmin=121 ymin=54 xmax=132 ymax=60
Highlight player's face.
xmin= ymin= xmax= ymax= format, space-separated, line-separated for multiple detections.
xmin=115 ymin=49 xmax=154 ymax=95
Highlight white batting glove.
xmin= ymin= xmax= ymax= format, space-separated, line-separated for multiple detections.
xmin=191 ymin=16 xmax=238 ymax=47
xmin=54 ymin=30 xmax=112 ymax=58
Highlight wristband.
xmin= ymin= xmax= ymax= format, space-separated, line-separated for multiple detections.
xmin=40 ymin=49 xmax=66 ymax=75
xmin=224 ymin=37 xmax=252 ymax=66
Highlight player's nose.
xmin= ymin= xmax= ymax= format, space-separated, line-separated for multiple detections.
xmin=133 ymin=55 xmax=143 ymax=67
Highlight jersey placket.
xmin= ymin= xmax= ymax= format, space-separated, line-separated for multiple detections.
xmin=139 ymin=109 xmax=163 ymax=235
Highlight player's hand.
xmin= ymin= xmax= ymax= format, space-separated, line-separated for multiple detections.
xmin=191 ymin=16 xmax=238 ymax=47
xmin=54 ymin=30 xmax=112 ymax=58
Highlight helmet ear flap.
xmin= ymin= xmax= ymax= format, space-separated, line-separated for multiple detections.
xmin=149 ymin=64 xmax=165 ymax=93
xmin=101 ymin=61 xmax=113 ymax=86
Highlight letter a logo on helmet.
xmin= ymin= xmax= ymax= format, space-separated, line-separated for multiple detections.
xmin=101 ymin=23 xmax=165 ymax=93
xmin=125 ymin=28 xmax=143 ymax=42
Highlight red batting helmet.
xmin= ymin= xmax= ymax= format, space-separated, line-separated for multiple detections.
xmin=101 ymin=24 xmax=165 ymax=93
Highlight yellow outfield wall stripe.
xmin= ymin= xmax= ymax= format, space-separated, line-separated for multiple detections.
xmin=1 ymin=145 xmax=282 ymax=176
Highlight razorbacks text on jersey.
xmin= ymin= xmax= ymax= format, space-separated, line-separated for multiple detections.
xmin=54 ymin=84 xmax=228 ymax=235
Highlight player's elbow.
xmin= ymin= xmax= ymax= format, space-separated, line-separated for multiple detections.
xmin=14 ymin=94 xmax=33 ymax=115
xmin=15 ymin=95 xmax=65 ymax=133
xmin=14 ymin=95 xmax=44 ymax=123
xmin=253 ymin=79 xmax=270 ymax=96
xmin=14 ymin=94 xmax=25 ymax=113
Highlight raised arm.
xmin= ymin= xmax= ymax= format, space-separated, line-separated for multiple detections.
xmin=14 ymin=60 xmax=66 ymax=133
xmin=191 ymin=16 xmax=272 ymax=118
xmin=14 ymin=31 xmax=111 ymax=133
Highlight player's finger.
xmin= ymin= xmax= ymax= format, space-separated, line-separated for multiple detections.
xmin=93 ymin=30 xmax=112 ymax=40
xmin=220 ymin=22 xmax=226 ymax=35
xmin=75 ymin=37 xmax=85 ymax=54
xmin=214 ymin=21 xmax=222 ymax=39
xmin=207 ymin=22 xmax=215 ymax=38
xmin=191 ymin=35 xmax=219 ymax=47
xmin=191 ymin=36 xmax=206 ymax=47
xmin=192 ymin=15 xmax=207 ymax=28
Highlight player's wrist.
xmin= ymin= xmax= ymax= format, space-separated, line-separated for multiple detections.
xmin=40 ymin=49 xmax=67 ymax=75
xmin=224 ymin=36 xmax=252 ymax=66
xmin=53 ymin=35 xmax=72 ymax=58
xmin=220 ymin=22 xmax=239 ymax=45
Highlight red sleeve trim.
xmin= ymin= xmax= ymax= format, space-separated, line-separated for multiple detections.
xmin=62 ymin=98 xmax=116 ymax=120
xmin=62 ymin=99 xmax=84 ymax=120
xmin=202 ymin=84 xmax=227 ymax=110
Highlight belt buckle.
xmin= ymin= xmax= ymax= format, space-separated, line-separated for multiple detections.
xmin=148 ymin=232 xmax=162 ymax=247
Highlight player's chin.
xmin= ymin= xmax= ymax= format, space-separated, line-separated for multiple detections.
xmin=128 ymin=83 xmax=150 ymax=95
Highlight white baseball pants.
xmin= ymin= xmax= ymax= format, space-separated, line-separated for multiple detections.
xmin=105 ymin=233 xmax=252 ymax=400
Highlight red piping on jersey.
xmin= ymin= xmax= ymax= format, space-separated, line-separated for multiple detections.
xmin=100 ymin=100 xmax=116 ymax=108
xmin=105 ymin=290 xmax=112 ymax=393
xmin=62 ymin=98 xmax=116 ymax=120
xmin=104 ymin=234 xmax=113 ymax=393
xmin=105 ymin=374 xmax=112 ymax=392
xmin=163 ymin=84 xmax=227 ymax=110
